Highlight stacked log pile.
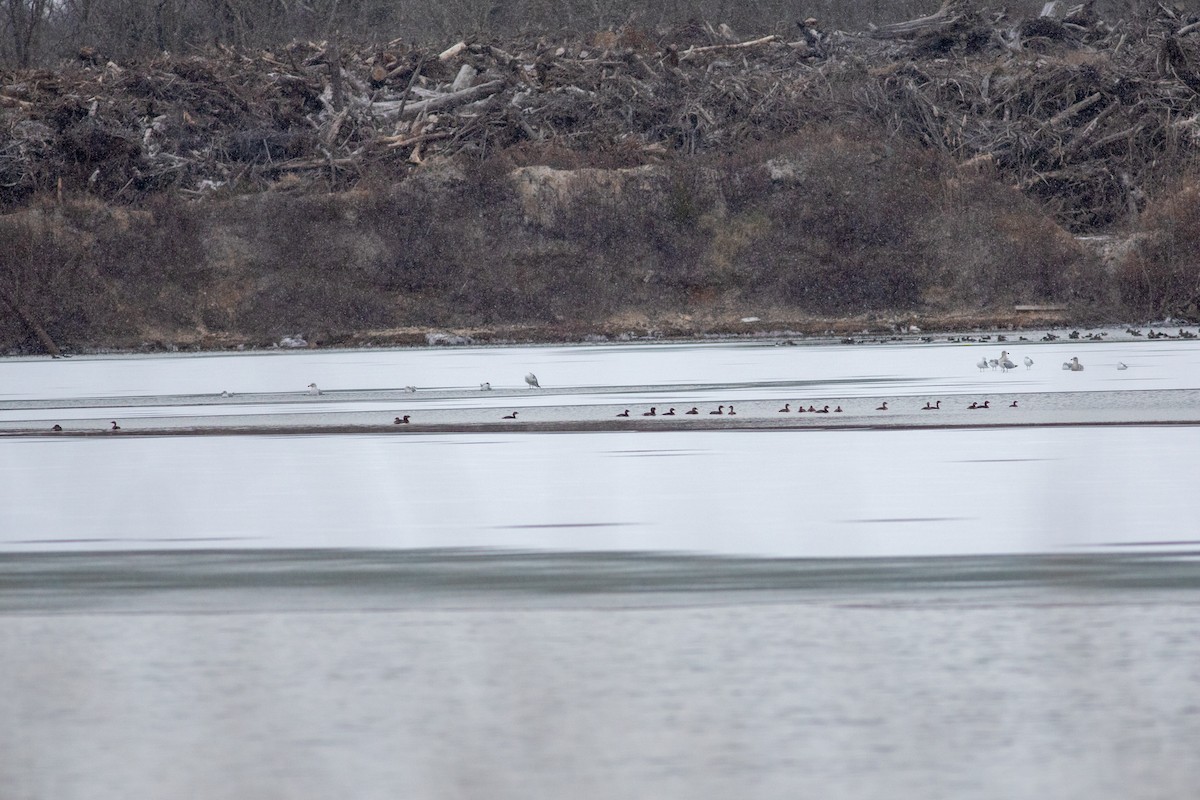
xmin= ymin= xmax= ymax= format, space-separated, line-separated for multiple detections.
xmin=1 ymin=1 xmax=1199 ymax=231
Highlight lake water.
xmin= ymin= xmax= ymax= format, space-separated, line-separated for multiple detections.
xmin=3 ymin=337 xmax=1200 ymax=799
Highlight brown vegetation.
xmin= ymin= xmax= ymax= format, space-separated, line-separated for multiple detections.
xmin=2 ymin=1 xmax=1200 ymax=353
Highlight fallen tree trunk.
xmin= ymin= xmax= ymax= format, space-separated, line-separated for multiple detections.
xmin=0 ymin=287 xmax=61 ymax=356
xmin=371 ymin=79 xmax=505 ymax=120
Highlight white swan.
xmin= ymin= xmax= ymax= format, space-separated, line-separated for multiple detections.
xmin=525 ymin=372 xmax=540 ymax=388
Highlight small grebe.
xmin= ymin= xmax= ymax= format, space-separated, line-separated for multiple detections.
xmin=394 ymin=415 xmax=410 ymax=424
xmin=502 ymin=411 xmax=518 ymax=420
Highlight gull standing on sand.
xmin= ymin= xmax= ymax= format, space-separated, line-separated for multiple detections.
xmin=525 ymin=373 xmax=540 ymax=388
xmin=999 ymin=351 xmax=1017 ymax=372
xmin=977 ymin=357 xmax=989 ymax=371
xmin=1062 ymin=357 xmax=1084 ymax=371
xmin=480 ymin=382 xmax=491 ymax=390
xmin=1024 ymin=356 xmax=1034 ymax=369
xmin=1117 ymin=362 xmax=1128 ymax=370
xmin=307 ymin=383 xmax=321 ymax=395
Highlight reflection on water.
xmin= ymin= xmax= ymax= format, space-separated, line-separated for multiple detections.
xmin=1 ymin=427 xmax=1197 ymax=557
xmin=4 ymin=549 xmax=1200 ymax=613
xmin=4 ymin=342 xmax=1200 ymax=800
xmin=4 ymin=550 xmax=1200 ymax=800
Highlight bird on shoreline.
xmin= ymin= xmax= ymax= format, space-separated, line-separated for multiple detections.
xmin=999 ymin=352 xmax=1017 ymax=371
xmin=976 ymin=357 xmax=989 ymax=371
xmin=1117 ymin=362 xmax=1128 ymax=370
xmin=1024 ymin=356 xmax=1034 ymax=369
xmin=394 ymin=415 xmax=410 ymax=424
xmin=525 ymin=373 xmax=540 ymax=388
xmin=307 ymin=383 xmax=320 ymax=395
xmin=502 ymin=411 xmax=518 ymax=419
xmin=480 ymin=382 xmax=491 ymax=390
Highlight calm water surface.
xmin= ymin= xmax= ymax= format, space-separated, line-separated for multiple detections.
xmin=3 ymin=340 xmax=1200 ymax=799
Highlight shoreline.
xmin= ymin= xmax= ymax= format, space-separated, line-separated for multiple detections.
xmin=4 ymin=316 xmax=1186 ymax=358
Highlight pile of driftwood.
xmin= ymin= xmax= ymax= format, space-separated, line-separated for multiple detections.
xmin=1 ymin=0 xmax=1199 ymax=230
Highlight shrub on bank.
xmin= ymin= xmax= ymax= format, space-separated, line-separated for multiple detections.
xmin=1118 ymin=182 xmax=1200 ymax=320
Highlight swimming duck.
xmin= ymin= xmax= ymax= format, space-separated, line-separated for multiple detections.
xmin=685 ymin=407 xmax=699 ymax=415
xmin=1009 ymin=401 xmax=1018 ymax=408
xmin=834 ymin=406 xmax=842 ymax=412
xmin=808 ymin=405 xmax=817 ymax=413
xmin=404 ymin=386 xmax=416 ymax=392
xmin=797 ymin=405 xmax=806 ymax=413
xmin=51 ymin=424 xmax=62 ymax=432
xmin=642 ymin=407 xmax=657 ymax=417
xmin=967 ymin=402 xmax=978 ymax=410
xmin=502 ymin=411 xmax=518 ymax=420
xmin=709 ymin=405 xmax=725 ymax=415
xmin=727 ymin=406 xmax=736 ymax=415
xmin=779 ymin=403 xmax=791 ymax=413
xmin=394 ymin=415 xmax=410 ymax=424
xmin=617 ymin=409 xmax=630 ymax=417
xmin=999 ymin=352 xmax=1017 ymax=372
xmin=525 ymin=373 xmax=540 ymax=388
xmin=307 ymin=383 xmax=321 ymax=395
xmin=664 ymin=408 xmax=676 ymax=416
xmin=816 ymin=405 xmax=830 ymax=413
xmin=480 ymin=382 xmax=492 ymax=390
xmin=876 ymin=402 xmax=888 ymax=411
xmin=922 ymin=400 xmax=941 ymax=410
xmin=110 ymin=421 xmax=121 ymax=430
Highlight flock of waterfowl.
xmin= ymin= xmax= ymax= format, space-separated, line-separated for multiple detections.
xmin=39 ymin=347 xmax=1142 ymax=432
